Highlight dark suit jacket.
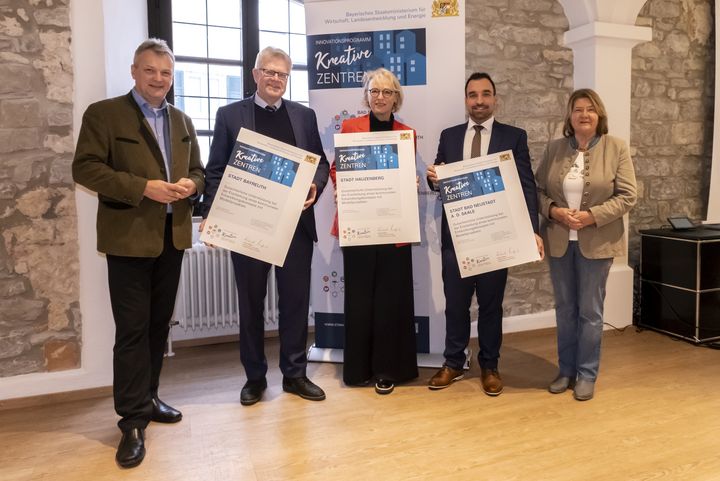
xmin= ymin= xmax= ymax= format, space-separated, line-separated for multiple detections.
xmin=73 ymin=92 xmax=205 ymax=257
xmin=201 ymin=96 xmax=329 ymax=242
xmin=430 ymin=120 xmax=539 ymax=249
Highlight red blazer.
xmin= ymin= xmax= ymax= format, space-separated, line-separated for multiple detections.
xmin=330 ymin=114 xmax=417 ymax=239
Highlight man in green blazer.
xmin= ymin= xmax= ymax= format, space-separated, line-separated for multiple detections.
xmin=72 ymin=38 xmax=205 ymax=469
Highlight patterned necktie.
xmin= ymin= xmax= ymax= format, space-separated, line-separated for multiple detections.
xmin=265 ymin=105 xmax=276 ymax=112
xmin=471 ymin=125 xmax=482 ymax=158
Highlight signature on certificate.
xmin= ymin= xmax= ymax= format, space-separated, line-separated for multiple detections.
xmin=241 ymin=237 xmax=270 ymax=251
xmin=377 ymin=225 xmax=400 ymax=237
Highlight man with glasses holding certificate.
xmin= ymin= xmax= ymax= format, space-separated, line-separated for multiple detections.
xmin=201 ymin=47 xmax=329 ymax=406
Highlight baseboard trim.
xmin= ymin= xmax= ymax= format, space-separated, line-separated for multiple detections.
xmin=0 ymin=385 xmax=112 ymax=412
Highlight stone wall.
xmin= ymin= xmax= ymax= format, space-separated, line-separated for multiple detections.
xmin=630 ymin=0 xmax=715 ymax=263
xmin=466 ymin=0 xmax=714 ymax=316
xmin=0 ymin=0 xmax=80 ymax=377
xmin=466 ymin=0 xmax=574 ymax=316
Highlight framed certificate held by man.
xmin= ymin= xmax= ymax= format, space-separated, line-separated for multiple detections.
xmin=334 ymin=129 xmax=420 ymax=246
xmin=201 ymin=128 xmax=320 ymax=266
xmin=435 ymin=150 xmax=539 ymax=277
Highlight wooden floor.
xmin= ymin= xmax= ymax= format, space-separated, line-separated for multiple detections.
xmin=2 ymin=327 xmax=719 ymax=481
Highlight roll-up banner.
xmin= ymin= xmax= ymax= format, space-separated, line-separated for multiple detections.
xmin=305 ymin=0 xmax=465 ymax=365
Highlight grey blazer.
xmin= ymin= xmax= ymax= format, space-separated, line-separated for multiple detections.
xmin=535 ymin=134 xmax=637 ymax=259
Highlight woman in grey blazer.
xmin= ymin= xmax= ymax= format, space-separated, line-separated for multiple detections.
xmin=535 ymin=89 xmax=637 ymax=401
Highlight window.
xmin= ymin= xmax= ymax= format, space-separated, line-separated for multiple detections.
xmin=148 ymin=0 xmax=308 ymax=164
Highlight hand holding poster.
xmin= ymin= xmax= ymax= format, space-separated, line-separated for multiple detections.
xmin=334 ymin=130 xmax=420 ymax=246
xmin=200 ymin=128 xmax=320 ymax=266
xmin=435 ymin=150 xmax=539 ymax=277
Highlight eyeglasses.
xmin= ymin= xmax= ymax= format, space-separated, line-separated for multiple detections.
xmin=260 ymin=69 xmax=290 ymax=81
xmin=368 ymin=88 xmax=397 ymax=98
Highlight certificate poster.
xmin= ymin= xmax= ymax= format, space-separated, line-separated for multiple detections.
xmin=435 ymin=150 xmax=539 ymax=277
xmin=334 ymin=130 xmax=420 ymax=246
xmin=200 ymin=128 xmax=319 ymax=266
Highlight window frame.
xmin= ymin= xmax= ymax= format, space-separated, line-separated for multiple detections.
xmin=146 ymin=0 xmax=308 ymax=140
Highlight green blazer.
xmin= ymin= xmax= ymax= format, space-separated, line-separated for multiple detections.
xmin=73 ymin=92 xmax=205 ymax=257
xmin=536 ymin=134 xmax=637 ymax=259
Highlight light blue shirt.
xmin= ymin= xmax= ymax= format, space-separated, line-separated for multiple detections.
xmin=254 ymin=93 xmax=282 ymax=111
xmin=132 ymin=89 xmax=172 ymax=180
xmin=132 ymin=89 xmax=173 ymax=211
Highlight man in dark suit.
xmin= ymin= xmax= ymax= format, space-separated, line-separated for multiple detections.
xmin=426 ymin=72 xmax=544 ymax=396
xmin=200 ymin=47 xmax=329 ymax=405
xmin=73 ymin=39 xmax=205 ymax=468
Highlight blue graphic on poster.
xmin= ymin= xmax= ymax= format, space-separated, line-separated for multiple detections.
xmin=439 ymin=167 xmax=505 ymax=204
xmin=229 ymin=142 xmax=299 ymax=187
xmin=335 ymin=144 xmax=399 ymax=171
xmin=308 ymin=29 xmax=427 ymax=90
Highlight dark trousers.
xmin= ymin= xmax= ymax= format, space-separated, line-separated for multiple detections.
xmin=231 ymin=226 xmax=313 ymax=381
xmin=441 ymin=247 xmax=508 ymax=371
xmin=106 ymin=216 xmax=183 ymax=431
xmin=342 ymin=244 xmax=418 ymax=385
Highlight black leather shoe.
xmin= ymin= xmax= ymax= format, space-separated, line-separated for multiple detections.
xmin=282 ymin=376 xmax=326 ymax=401
xmin=116 ymin=427 xmax=145 ymax=469
xmin=240 ymin=378 xmax=267 ymax=406
xmin=151 ymin=397 xmax=182 ymax=423
xmin=374 ymin=379 xmax=395 ymax=395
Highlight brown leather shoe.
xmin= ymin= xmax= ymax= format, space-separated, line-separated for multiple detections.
xmin=428 ymin=365 xmax=464 ymax=390
xmin=480 ymin=368 xmax=503 ymax=396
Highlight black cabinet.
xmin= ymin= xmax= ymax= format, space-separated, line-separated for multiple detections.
xmin=639 ymin=228 xmax=720 ymax=343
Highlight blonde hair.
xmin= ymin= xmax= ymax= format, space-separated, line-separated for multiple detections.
xmin=362 ymin=68 xmax=404 ymax=112
xmin=563 ymin=88 xmax=609 ymax=138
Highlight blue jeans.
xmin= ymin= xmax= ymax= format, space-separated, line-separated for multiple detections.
xmin=549 ymin=242 xmax=612 ymax=382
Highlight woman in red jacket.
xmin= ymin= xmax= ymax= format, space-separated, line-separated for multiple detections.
xmin=330 ymin=68 xmax=418 ymax=394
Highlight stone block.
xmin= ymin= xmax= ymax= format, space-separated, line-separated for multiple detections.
xmin=542 ymin=48 xmax=572 ymax=63
xmin=679 ymin=100 xmax=706 ymax=121
xmin=0 ymin=350 xmax=43 ymax=377
xmin=0 ymin=333 xmax=30 ymax=359
xmin=688 ymin=2 xmax=712 ymax=44
xmin=0 ymin=51 xmax=30 ymax=64
xmin=0 ymin=128 xmax=40 ymax=153
xmin=633 ymin=79 xmax=651 ymax=97
xmin=46 ymin=102 xmax=72 ymax=126
xmin=16 ymin=188 xmax=52 ymax=218
xmin=676 ymin=89 xmax=702 ymax=101
xmin=670 ymin=156 xmax=703 ymax=177
xmin=0 ymin=277 xmax=27 ymax=297
xmin=633 ymin=43 xmax=662 ymax=58
xmin=666 ymin=32 xmax=691 ymax=56
xmin=0 ymin=15 xmax=23 ymax=36
xmin=33 ymin=7 xmax=69 ymax=27
xmin=491 ymin=25 xmax=555 ymax=46
xmin=650 ymin=177 xmax=686 ymax=200
xmin=0 ymin=99 xmax=41 ymax=128
xmin=0 ymin=63 xmax=36 ymax=95
xmin=649 ymin=0 xmax=681 ymax=18
xmin=43 ymin=133 xmax=73 ymax=154
xmin=0 ymin=181 xmax=17 ymax=200
xmin=671 ymin=122 xmax=703 ymax=145
xmin=538 ymin=14 xmax=567 ymax=29
xmin=637 ymin=99 xmax=679 ymax=121
xmin=505 ymin=276 xmax=538 ymax=299
xmin=0 ymin=297 xmax=46 ymax=323
xmin=512 ymin=0 xmax=553 ymax=12
xmin=633 ymin=157 xmax=673 ymax=177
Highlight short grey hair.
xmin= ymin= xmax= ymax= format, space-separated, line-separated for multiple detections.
xmin=254 ymin=46 xmax=292 ymax=71
xmin=362 ymin=68 xmax=404 ymax=112
xmin=133 ymin=38 xmax=175 ymax=65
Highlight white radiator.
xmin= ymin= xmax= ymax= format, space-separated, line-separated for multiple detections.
xmin=172 ymin=243 xmax=279 ymax=336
